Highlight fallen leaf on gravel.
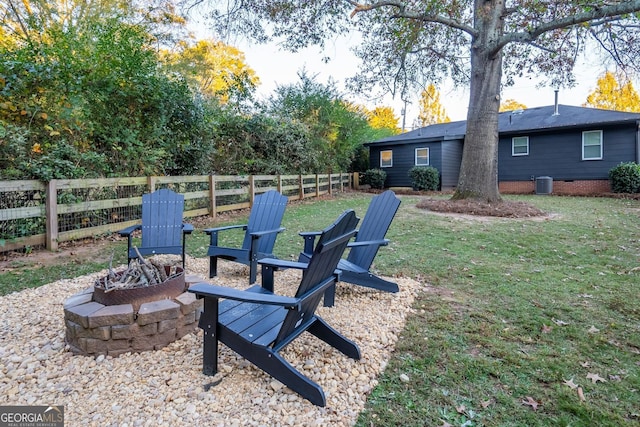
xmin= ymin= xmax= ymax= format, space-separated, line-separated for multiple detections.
xmin=587 ymin=373 xmax=607 ymax=383
xmin=522 ymin=396 xmax=540 ymax=411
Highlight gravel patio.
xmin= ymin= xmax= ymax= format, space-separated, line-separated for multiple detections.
xmin=0 ymin=256 xmax=420 ymax=426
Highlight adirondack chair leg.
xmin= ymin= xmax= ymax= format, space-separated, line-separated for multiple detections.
xmin=199 ymin=297 xmax=219 ymax=376
xmin=247 ymin=347 xmax=326 ymax=407
xmin=209 ymin=256 xmax=218 ymax=278
xmin=308 ymin=317 xmax=361 ymax=360
xmin=181 ymin=239 xmax=186 ymax=269
xmin=322 ymin=285 xmax=336 ymax=307
xmin=248 ymin=258 xmax=258 ymax=284
xmin=340 ymin=270 xmax=399 ymax=293
xmin=261 ymin=264 xmax=275 ymax=293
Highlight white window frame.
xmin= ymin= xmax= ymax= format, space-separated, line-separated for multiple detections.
xmin=512 ymin=136 xmax=529 ymax=156
xmin=582 ymin=130 xmax=603 ymax=160
xmin=380 ymin=150 xmax=393 ymax=168
xmin=415 ymin=147 xmax=430 ymax=166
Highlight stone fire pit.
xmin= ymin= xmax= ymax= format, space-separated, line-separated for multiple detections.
xmin=63 ymin=265 xmax=203 ymax=357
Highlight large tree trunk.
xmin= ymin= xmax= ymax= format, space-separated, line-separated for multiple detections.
xmin=452 ymin=1 xmax=504 ymax=203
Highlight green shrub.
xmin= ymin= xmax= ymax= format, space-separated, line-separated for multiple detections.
xmin=363 ymin=168 xmax=387 ymax=189
xmin=409 ymin=166 xmax=440 ymax=191
xmin=609 ymin=162 xmax=640 ymax=193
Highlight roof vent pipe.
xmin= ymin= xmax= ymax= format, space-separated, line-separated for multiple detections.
xmin=553 ymin=89 xmax=559 ymax=115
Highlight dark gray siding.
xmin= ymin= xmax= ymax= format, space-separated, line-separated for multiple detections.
xmin=498 ymin=124 xmax=638 ymax=181
xmin=441 ymin=140 xmax=463 ymax=189
xmin=369 ymin=141 xmax=443 ymax=187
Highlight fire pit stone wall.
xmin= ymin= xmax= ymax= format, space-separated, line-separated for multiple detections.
xmin=64 ymin=275 xmax=204 ymax=357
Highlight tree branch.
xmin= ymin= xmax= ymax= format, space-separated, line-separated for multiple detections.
xmin=495 ymin=1 xmax=640 ymax=54
xmin=346 ymin=0 xmax=477 ymax=37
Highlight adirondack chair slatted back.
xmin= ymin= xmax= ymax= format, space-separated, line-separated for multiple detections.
xmin=346 ymin=190 xmax=401 ymax=269
xmin=141 ymin=189 xmax=184 ymax=252
xmin=242 ymin=190 xmax=288 ymax=253
xmin=274 ymin=210 xmax=358 ymax=346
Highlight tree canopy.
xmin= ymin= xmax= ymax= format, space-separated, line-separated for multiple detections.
xmin=160 ymin=39 xmax=259 ymax=104
xmin=415 ymin=84 xmax=451 ymax=127
xmin=499 ymin=99 xmax=527 ymax=112
xmin=1 ymin=2 xmax=392 ymax=179
xmin=198 ymin=0 xmax=640 ymax=202
xmin=584 ymin=71 xmax=640 ymax=113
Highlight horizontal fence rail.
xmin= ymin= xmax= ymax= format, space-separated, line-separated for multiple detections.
xmin=0 ymin=173 xmax=354 ymax=253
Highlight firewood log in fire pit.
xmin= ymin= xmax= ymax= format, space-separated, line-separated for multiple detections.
xmin=97 ymin=248 xmax=179 ymax=292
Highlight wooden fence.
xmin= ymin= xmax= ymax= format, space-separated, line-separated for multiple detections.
xmin=0 ymin=173 xmax=354 ymax=253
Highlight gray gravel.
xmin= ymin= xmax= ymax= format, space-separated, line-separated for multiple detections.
xmin=0 ymin=257 xmax=420 ymax=426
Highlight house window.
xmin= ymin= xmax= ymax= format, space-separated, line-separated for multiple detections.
xmin=512 ymin=136 xmax=529 ymax=156
xmin=415 ymin=148 xmax=429 ymax=165
xmin=380 ymin=150 xmax=393 ymax=168
xmin=582 ymin=130 xmax=603 ymax=160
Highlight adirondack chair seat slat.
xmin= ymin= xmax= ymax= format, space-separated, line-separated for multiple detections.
xmin=223 ymin=307 xmax=285 ymax=345
xmin=205 ymin=190 xmax=288 ymax=284
xmin=190 ymin=210 xmax=360 ymax=406
xmin=337 ymin=259 xmax=368 ymax=274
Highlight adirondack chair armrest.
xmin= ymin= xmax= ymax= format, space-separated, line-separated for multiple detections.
xmin=347 ymin=238 xmax=389 ymax=248
xmin=249 ymin=227 xmax=285 ymax=239
xmin=118 ymin=224 xmax=141 ymax=237
xmin=204 ymin=224 xmax=247 ymax=246
xmin=259 ymin=258 xmax=308 ymax=270
xmin=182 ymin=224 xmax=194 ymax=234
xmin=189 ymin=283 xmax=301 ymax=309
xmin=203 ymin=224 xmax=247 ymax=235
xmin=298 ymin=231 xmax=321 ymax=237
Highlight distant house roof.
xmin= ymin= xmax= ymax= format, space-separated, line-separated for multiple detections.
xmin=366 ymin=105 xmax=640 ymax=146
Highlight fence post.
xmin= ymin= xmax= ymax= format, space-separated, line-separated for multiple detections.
xmin=209 ymin=175 xmax=216 ymax=218
xmin=147 ymin=176 xmax=157 ymax=193
xmin=45 ymin=180 xmax=58 ymax=251
xmin=277 ymin=175 xmax=282 ymax=194
xmin=328 ymin=173 xmax=332 ymax=195
xmin=353 ymin=172 xmax=360 ymax=190
xmin=249 ymin=175 xmax=255 ymax=206
xmin=299 ymin=175 xmax=304 ymax=199
xmin=314 ymin=174 xmax=319 ymax=197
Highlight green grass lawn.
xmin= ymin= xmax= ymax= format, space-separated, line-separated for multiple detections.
xmin=1 ymin=192 xmax=639 ymax=426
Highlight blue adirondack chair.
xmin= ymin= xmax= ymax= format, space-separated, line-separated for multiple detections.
xmin=298 ymin=190 xmax=401 ymax=306
xmin=204 ymin=190 xmax=288 ymax=284
xmin=118 ymin=188 xmax=194 ymax=268
xmin=189 ymin=210 xmax=360 ymax=406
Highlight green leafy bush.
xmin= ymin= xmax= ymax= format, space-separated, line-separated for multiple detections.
xmin=409 ymin=166 xmax=440 ymax=191
xmin=362 ymin=169 xmax=387 ymax=189
xmin=609 ymin=162 xmax=640 ymax=193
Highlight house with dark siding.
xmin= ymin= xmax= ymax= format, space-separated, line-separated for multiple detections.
xmin=365 ymin=104 xmax=640 ymax=194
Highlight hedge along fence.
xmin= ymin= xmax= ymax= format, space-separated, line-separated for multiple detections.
xmin=0 ymin=173 xmax=354 ymax=253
